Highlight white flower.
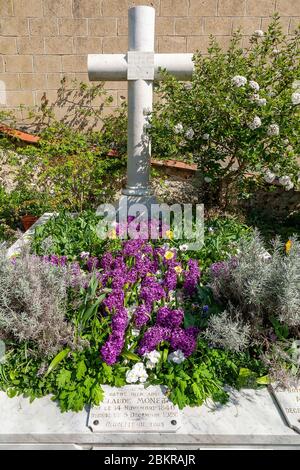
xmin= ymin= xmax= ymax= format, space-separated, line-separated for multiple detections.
xmin=291 ymin=92 xmax=300 ymax=105
xmin=292 ymin=80 xmax=300 ymax=91
xmin=249 ymin=93 xmax=260 ymax=101
xmin=145 ymin=361 xmax=155 ymax=369
xmin=204 ymin=176 xmax=212 ymax=183
xmin=168 ymin=350 xmax=186 ymax=364
xmin=267 ymin=124 xmax=280 ymax=136
xmin=184 ymin=82 xmax=193 ymax=90
xmin=254 ymin=30 xmax=264 ymax=37
xmin=179 ymin=244 xmax=188 ymax=252
xmin=264 ymin=170 xmax=276 ymax=184
xmin=126 ymin=362 xmax=149 ymax=383
xmin=174 ymin=123 xmax=184 ymax=134
xmin=144 ymin=350 xmax=161 ymax=365
xmin=285 ymin=181 xmax=294 ymax=191
xmin=131 ymin=328 xmax=140 ymax=337
xmin=132 ymin=362 xmax=145 ymax=374
xmin=185 ymin=128 xmax=194 ymax=140
xmin=80 ymin=251 xmax=90 ymax=259
xmin=272 ymin=48 xmax=280 ymax=55
xmin=249 ymin=80 xmax=260 ymax=91
xmin=248 ymin=116 xmax=262 ymax=130
xmin=279 ymin=175 xmax=294 ymax=191
xmin=257 ymin=98 xmax=267 ymax=106
xmin=126 ymin=369 xmax=139 ymax=384
xmin=231 ymin=75 xmax=247 ymax=87
xmin=139 ymin=369 xmax=148 ymax=383
xmin=208 ymin=226 xmax=215 ymax=233
xmin=202 ymin=133 xmax=210 ymax=140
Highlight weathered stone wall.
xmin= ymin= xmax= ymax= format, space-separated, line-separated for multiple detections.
xmin=0 ymin=0 xmax=299 ymax=121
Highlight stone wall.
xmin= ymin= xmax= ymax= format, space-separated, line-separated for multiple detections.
xmin=0 ymin=0 xmax=299 ymax=121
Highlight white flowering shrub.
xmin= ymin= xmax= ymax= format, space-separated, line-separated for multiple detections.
xmin=149 ymin=15 xmax=300 ymax=207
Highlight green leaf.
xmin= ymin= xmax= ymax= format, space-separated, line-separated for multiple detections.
xmin=45 ymin=348 xmax=70 ymax=377
xmin=76 ymin=360 xmax=87 ymax=381
xmin=121 ymin=351 xmax=140 ymax=362
xmin=56 ymin=368 xmax=72 ymax=389
xmin=162 ymin=349 xmax=169 ymax=363
xmin=91 ymin=384 xmax=104 ymax=405
xmin=256 ymin=375 xmax=270 ymax=385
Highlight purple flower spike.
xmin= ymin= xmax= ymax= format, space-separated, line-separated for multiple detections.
xmin=164 ymin=268 xmax=178 ymax=291
xmin=170 ymin=327 xmax=199 ymax=357
xmin=156 ymin=307 xmax=184 ymax=328
xmin=101 ymin=332 xmax=125 ymax=365
xmin=103 ymin=289 xmax=125 ymax=312
xmin=137 ymin=326 xmax=172 ymax=355
xmin=100 ymin=252 xmax=114 ymax=270
xmin=134 ymin=304 xmax=151 ymax=328
xmin=87 ymin=256 xmax=100 ymax=272
xmin=183 ymin=259 xmax=201 ymax=295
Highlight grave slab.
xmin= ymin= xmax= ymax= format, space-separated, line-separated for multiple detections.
xmin=0 ymin=386 xmax=300 ymax=449
xmin=271 ymin=383 xmax=300 ymax=434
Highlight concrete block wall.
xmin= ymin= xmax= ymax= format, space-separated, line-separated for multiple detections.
xmin=0 ymin=0 xmax=299 ymax=121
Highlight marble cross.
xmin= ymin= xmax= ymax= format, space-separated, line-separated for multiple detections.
xmin=88 ymin=5 xmax=194 ymax=210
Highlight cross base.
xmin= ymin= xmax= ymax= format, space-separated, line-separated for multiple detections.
xmin=116 ymin=194 xmax=158 ymax=221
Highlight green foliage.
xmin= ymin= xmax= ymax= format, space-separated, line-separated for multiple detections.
xmin=149 ymin=15 xmax=300 ymax=207
xmin=32 ymin=211 xmax=110 ymax=259
xmin=10 ymin=121 xmax=125 ymax=212
xmin=0 ymin=335 xmax=267 ymax=412
xmin=150 ymin=340 xmax=266 ymax=409
xmin=1 ymin=78 xmax=127 ymax=214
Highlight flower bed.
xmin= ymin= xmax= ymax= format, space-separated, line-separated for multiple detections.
xmin=0 ymin=212 xmax=299 ymax=413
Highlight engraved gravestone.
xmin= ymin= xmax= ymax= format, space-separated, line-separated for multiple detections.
xmin=271 ymin=383 xmax=300 ymax=434
xmin=88 ymin=385 xmax=181 ymax=433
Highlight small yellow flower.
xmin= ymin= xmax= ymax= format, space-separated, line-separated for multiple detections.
xmin=108 ymin=229 xmax=117 ymax=240
xmin=164 ymin=250 xmax=175 ymax=260
xmin=165 ymin=230 xmax=174 ymax=240
xmin=285 ymin=239 xmax=292 ymax=254
xmin=174 ymin=265 xmax=183 ymax=274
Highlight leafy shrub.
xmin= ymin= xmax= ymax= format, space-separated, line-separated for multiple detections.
xmin=1 ymin=79 xmax=127 ymax=213
xmin=0 ymin=249 xmax=77 ymax=357
xmin=149 ymin=15 xmax=300 ymax=207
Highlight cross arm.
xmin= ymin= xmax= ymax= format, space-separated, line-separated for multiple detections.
xmin=88 ymin=53 xmax=194 ymax=81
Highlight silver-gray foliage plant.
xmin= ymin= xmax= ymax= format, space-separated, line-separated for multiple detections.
xmin=0 ymin=249 xmax=76 ymax=357
xmin=210 ymin=230 xmax=300 ymax=329
xmin=204 ymin=305 xmax=251 ymax=352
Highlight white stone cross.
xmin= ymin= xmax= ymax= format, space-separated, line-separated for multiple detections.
xmin=88 ymin=5 xmax=194 ymax=209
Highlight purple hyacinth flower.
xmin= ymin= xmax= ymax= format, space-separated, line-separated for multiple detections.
xmin=137 ymin=326 xmax=172 ymax=355
xmin=183 ymin=259 xmax=201 ymax=295
xmin=134 ymin=304 xmax=151 ymax=328
xmin=170 ymin=327 xmax=199 ymax=357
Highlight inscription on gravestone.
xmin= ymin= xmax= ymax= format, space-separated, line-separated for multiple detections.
xmin=271 ymin=383 xmax=300 ymax=434
xmin=88 ymin=385 xmax=181 ymax=433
